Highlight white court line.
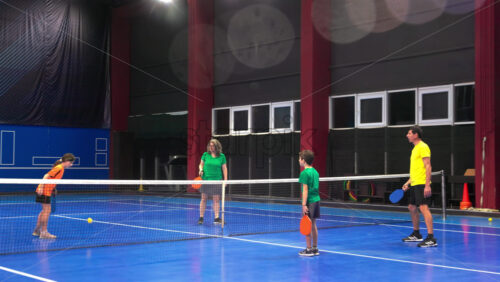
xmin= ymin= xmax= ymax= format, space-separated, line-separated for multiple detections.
xmin=227 ymin=237 xmax=500 ymax=276
xmin=1 ymin=194 xmax=498 ymax=234
xmin=0 ymin=199 xmax=131 ymax=206
xmin=4 ymin=205 xmax=499 ymax=237
xmin=0 ymin=266 xmax=56 ymax=282
xmin=0 ymin=215 xmax=36 ymax=219
xmin=0 ymin=209 xmax=179 ymax=220
xmin=2 ymin=198 xmax=499 ymax=237
xmin=223 ymin=211 xmax=500 ymax=237
xmin=121 ymin=198 xmax=500 ymax=230
xmin=0 ymin=198 xmax=172 ymax=206
xmin=0 ymin=196 xmax=496 ymax=230
xmin=45 ymin=200 xmax=384 ymax=228
xmin=109 ymin=201 xmax=171 ymax=208
xmin=53 ymin=215 xmax=500 ymax=276
xmin=54 ymin=215 xmax=219 ymax=238
xmin=377 ymin=223 xmax=500 ymax=237
xmin=4 ymin=197 xmax=500 ymax=237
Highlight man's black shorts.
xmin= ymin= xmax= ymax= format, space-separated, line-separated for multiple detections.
xmin=35 ymin=194 xmax=51 ymax=204
xmin=307 ymin=201 xmax=320 ymax=219
xmin=408 ymin=185 xmax=432 ymax=207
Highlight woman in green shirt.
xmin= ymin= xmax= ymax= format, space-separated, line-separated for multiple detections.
xmin=198 ymin=139 xmax=228 ymax=224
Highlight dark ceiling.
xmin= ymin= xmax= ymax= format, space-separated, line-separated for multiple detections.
xmin=100 ymin=0 xmax=140 ymax=8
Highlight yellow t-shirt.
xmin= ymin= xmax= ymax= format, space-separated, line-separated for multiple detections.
xmin=410 ymin=141 xmax=431 ymax=185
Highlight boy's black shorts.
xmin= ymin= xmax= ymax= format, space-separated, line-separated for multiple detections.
xmin=35 ymin=194 xmax=51 ymax=204
xmin=307 ymin=201 xmax=320 ymax=219
xmin=408 ymin=185 xmax=432 ymax=207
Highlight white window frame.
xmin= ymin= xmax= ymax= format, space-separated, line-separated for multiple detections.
xmin=356 ymin=91 xmax=386 ymax=128
xmin=230 ymin=106 xmax=251 ymax=135
xmin=250 ymin=103 xmax=271 ymax=134
xmin=418 ymin=85 xmax=453 ymax=125
xmin=271 ymin=101 xmax=294 ymax=133
xmin=212 ymin=107 xmax=230 ymax=136
xmin=387 ymin=88 xmax=417 ymax=128
xmin=293 ymin=99 xmax=301 ymax=132
xmin=330 ymin=94 xmax=356 ymax=130
xmin=453 ymin=82 xmax=475 ymax=125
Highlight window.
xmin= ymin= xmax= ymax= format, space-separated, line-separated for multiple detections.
xmin=454 ymin=84 xmax=474 ymax=123
xmin=213 ymin=108 xmax=229 ymax=135
xmin=271 ymin=102 xmax=293 ymax=133
xmin=418 ymin=85 xmax=452 ymax=125
xmin=213 ymin=100 xmax=300 ymax=136
xmin=388 ymin=90 xmax=416 ymax=126
xmin=252 ymin=104 xmax=270 ymax=133
xmin=294 ymin=101 xmax=301 ymax=131
xmin=230 ymin=106 xmax=251 ymax=135
xmin=330 ymin=96 xmax=355 ymax=129
xmin=356 ymin=92 xmax=386 ymax=127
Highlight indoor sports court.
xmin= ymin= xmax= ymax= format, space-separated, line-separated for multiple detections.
xmin=1 ymin=0 xmax=500 ymax=281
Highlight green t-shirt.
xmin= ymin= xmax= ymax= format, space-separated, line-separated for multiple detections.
xmin=298 ymin=167 xmax=320 ymax=204
xmin=201 ymin=152 xmax=226 ymax=180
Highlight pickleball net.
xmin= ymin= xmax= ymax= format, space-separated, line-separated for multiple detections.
xmin=0 ymin=172 xmax=445 ymax=255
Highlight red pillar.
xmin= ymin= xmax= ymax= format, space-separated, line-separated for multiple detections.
xmin=110 ymin=7 xmax=131 ymax=179
xmin=187 ymin=0 xmax=214 ymax=180
xmin=300 ymin=0 xmax=331 ymax=197
xmin=474 ymin=0 xmax=500 ymax=209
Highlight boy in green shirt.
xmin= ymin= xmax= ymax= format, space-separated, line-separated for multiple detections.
xmin=298 ymin=150 xmax=320 ymax=256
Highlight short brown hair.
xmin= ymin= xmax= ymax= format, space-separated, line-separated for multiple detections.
xmin=299 ymin=150 xmax=314 ymax=165
xmin=207 ymin=139 xmax=223 ymax=156
xmin=410 ymin=125 xmax=423 ymax=139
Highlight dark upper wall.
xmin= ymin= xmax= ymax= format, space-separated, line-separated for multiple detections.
xmin=128 ymin=1 xmax=475 ymax=112
xmin=130 ymin=0 xmax=188 ymax=115
xmin=0 ymin=0 xmax=110 ymax=128
xmin=213 ymin=0 xmax=301 ymax=107
xmin=129 ymin=1 xmax=475 ymax=107
xmin=330 ymin=11 xmax=474 ymax=95
xmin=212 ymin=1 xmax=475 ymax=105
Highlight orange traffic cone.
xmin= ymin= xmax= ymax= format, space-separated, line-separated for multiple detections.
xmin=460 ymin=183 xmax=473 ymax=210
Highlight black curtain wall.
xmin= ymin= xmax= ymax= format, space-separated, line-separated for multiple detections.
xmin=0 ymin=0 xmax=110 ymax=128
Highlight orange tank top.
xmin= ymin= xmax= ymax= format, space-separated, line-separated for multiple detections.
xmin=36 ymin=164 xmax=65 ymax=196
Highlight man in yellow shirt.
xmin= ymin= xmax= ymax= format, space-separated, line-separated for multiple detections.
xmin=401 ymin=126 xmax=437 ymax=247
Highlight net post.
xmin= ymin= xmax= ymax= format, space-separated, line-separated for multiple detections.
xmin=138 ymin=179 xmax=144 ymax=192
xmin=441 ymin=170 xmax=446 ymax=220
xmin=221 ymin=181 xmax=226 ymax=230
xmin=139 ymin=156 xmax=145 ymax=192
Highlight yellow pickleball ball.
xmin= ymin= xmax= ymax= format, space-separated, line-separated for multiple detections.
xmin=87 ymin=218 xmax=93 ymax=224
xmin=488 ymin=217 xmax=492 ymax=222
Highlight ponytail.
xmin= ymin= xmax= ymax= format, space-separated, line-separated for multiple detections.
xmin=53 ymin=153 xmax=75 ymax=167
xmin=53 ymin=159 xmax=63 ymax=167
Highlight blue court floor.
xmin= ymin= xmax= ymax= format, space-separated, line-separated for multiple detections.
xmin=0 ymin=194 xmax=499 ymax=281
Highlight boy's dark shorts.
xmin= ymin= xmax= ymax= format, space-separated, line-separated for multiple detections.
xmin=408 ymin=185 xmax=432 ymax=207
xmin=35 ymin=194 xmax=51 ymax=204
xmin=307 ymin=201 xmax=320 ymax=219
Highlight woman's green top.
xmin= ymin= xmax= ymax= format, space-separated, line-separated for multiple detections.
xmin=201 ymin=152 xmax=226 ymax=180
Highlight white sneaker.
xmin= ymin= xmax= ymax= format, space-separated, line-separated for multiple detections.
xmin=40 ymin=232 xmax=56 ymax=239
